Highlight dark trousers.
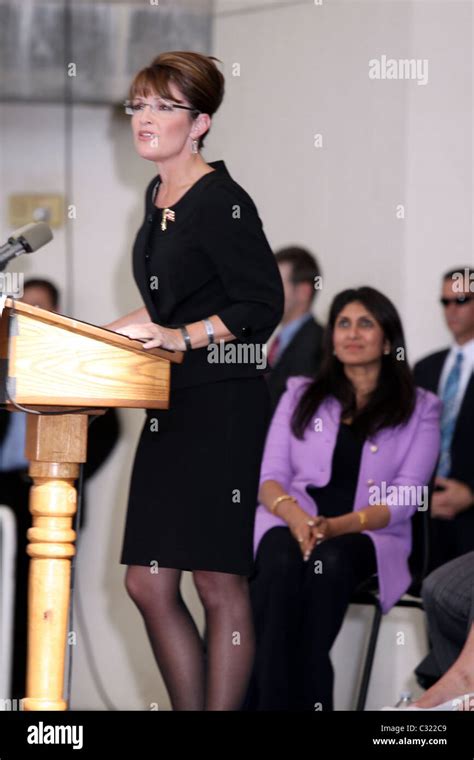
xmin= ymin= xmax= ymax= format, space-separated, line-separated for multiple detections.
xmin=413 ymin=506 xmax=474 ymax=687
xmin=0 ymin=470 xmax=31 ymax=699
xmin=245 ymin=527 xmax=376 ymax=711
xmin=423 ymin=551 xmax=474 ymax=674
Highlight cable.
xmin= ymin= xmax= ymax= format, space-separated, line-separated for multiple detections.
xmin=65 ymin=414 xmax=119 ymax=711
xmin=5 ymin=388 xmax=102 ymax=417
xmin=65 ymin=456 xmax=85 ymax=709
xmin=15 ymin=0 xmax=115 ymax=709
xmin=6 ymin=406 xmax=119 ymax=709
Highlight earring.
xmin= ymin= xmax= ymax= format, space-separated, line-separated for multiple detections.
xmin=191 ymin=139 xmax=199 ymax=154
xmin=384 ymin=347 xmax=390 ymax=355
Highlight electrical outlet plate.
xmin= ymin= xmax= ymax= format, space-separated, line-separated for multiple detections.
xmin=8 ymin=194 xmax=64 ymax=228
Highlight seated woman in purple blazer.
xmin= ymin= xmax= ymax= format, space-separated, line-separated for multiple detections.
xmin=246 ymin=286 xmax=441 ymax=711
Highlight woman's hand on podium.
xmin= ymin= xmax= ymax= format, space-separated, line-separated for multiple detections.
xmin=114 ymin=322 xmax=185 ymax=351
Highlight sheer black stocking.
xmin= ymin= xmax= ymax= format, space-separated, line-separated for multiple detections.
xmin=125 ymin=566 xmax=254 ymax=711
xmin=193 ymin=570 xmax=255 ymax=711
xmin=125 ymin=566 xmax=205 ymax=710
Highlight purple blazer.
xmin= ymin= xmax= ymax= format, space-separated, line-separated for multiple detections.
xmin=254 ymin=376 xmax=442 ymax=613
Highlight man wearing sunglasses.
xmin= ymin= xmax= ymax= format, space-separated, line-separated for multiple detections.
xmin=414 ymin=267 xmax=474 ymax=571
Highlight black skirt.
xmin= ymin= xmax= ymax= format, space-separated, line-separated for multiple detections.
xmin=120 ymin=376 xmax=271 ymax=576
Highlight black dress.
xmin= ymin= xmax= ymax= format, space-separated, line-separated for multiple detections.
xmin=120 ymin=160 xmax=284 ymax=575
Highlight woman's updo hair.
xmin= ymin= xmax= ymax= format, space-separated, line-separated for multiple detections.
xmin=129 ymin=51 xmax=225 ymax=149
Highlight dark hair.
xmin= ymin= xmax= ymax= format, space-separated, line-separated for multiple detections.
xmin=443 ymin=267 xmax=474 ymax=284
xmin=275 ymin=246 xmax=321 ymax=303
xmin=129 ymin=51 xmax=225 ymax=149
xmin=291 ymin=286 xmax=416 ymax=439
xmin=23 ymin=278 xmax=59 ymax=309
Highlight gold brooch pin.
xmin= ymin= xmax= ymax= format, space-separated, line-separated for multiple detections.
xmin=161 ymin=208 xmax=175 ymax=231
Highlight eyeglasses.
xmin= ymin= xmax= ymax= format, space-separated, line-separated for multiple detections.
xmin=440 ymin=295 xmax=474 ymax=307
xmin=124 ymin=97 xmax=200 ymax=117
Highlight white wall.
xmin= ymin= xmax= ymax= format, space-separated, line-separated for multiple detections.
xmin=0 ymin=0 xmax=471 ymax=710
xmin=213 ymin=0 xmax=472 ymax=360
xmin=213 ymin=0 xmax=473 ymax=710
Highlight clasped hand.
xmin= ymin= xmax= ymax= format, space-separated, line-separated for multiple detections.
xmin=286 ymin=507 xmax=333 ymax=562
xmin=114 ymin=322 xmax=185 ymax=351
xmin=431 ymin=477 xmax=474 ymax=520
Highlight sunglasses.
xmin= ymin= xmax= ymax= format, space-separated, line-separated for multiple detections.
xmin=440 ymin=295 xmax=474 ymax=307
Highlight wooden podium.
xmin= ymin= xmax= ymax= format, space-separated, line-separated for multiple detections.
xmin=0 ymin=297 xmax=184 ymax=710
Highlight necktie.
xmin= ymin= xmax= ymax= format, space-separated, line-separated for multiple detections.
xmin=267 ymin=334 xmax=281 ymax=368
xmin=437 ymin=351 xmax=464 ymax=477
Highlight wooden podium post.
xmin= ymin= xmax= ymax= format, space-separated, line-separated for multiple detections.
xmin=24 ymin=414 xmax=88 ymax=711
xmin=0 ymin=297 xmax=184 ymax=710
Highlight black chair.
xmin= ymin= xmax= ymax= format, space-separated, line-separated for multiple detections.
xmin=351 ymin=489 xmax=432 ymax=711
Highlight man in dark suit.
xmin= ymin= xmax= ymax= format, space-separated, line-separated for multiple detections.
xmin=414 ymin=267 xmax=474 ymax=572
xmin=0 ymin=278 xmax=120 ymax=698
xmin=265 ymin=247 xmax=324 ymax=414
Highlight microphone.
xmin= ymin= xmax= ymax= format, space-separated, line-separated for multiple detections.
xmin=0 ymin=222 xmax=53 ymax=272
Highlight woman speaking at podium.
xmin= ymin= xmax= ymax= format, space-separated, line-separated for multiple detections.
xmin=106 ymin=51 xmax=283 ymax=710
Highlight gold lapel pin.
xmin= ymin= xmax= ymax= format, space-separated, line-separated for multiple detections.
xmin=161 ymin=208 xmax=175 ymax=231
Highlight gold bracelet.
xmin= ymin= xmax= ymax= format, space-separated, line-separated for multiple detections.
xmin=270 ymin=494 xmax=297 ymax=514
xmin=357 ymin=510 xmax=368 ymax=529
